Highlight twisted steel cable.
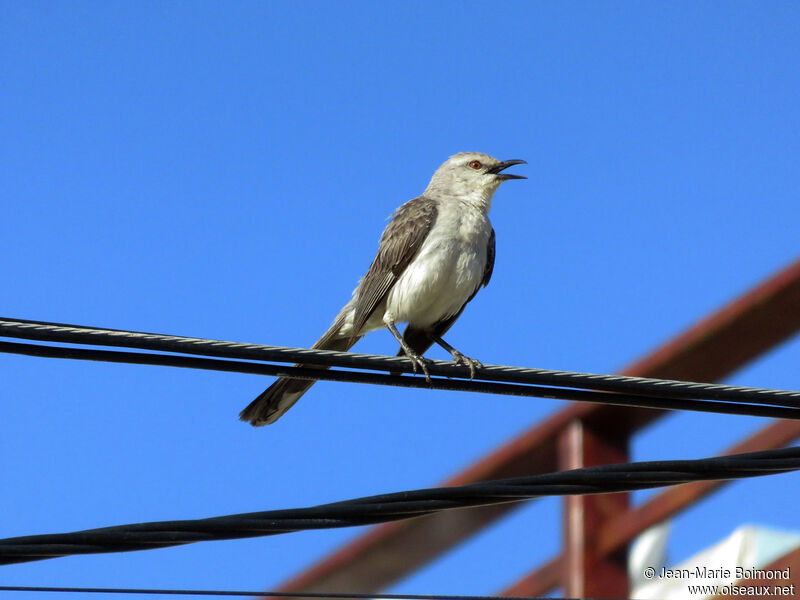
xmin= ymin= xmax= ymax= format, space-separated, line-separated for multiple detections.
xmin=2 ymin=317 xmax=800 ymax=419
xmin=1 ymin=446 xmax=798 ymax=565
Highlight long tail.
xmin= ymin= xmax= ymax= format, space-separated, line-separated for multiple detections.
xmin=239 ymin=322 xmax=361 ymax=426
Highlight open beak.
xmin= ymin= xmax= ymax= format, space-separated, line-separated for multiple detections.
xmin=487 ymin=159 xmax=527 ymax=180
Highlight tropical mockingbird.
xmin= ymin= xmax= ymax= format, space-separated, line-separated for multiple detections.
xmin=240 ymin=152 xmax=526 ymax=425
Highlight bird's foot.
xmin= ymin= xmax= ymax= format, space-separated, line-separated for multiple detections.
xmin=450 ymin=351 xmax=483 ymax=379
xmin=407 ymin=352 xmax=432 ymax=383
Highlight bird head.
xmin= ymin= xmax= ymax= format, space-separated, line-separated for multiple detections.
xmin=424 ymin=152 xmax=526 ymax=209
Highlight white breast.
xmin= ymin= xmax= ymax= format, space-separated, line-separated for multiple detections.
xmin=383 ymin=200 xmax=491 ymax=328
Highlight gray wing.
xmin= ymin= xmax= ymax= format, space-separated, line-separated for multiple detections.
xmin=479 ymin=227 xmax=495 ymax=293
xmin=350 ymin=196 xmax=438 ymax=336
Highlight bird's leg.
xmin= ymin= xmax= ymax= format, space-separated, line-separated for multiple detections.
xmin=384 ymin=318 xmax=431 ymax=382
xmin=430 ymin=334 xmax=483 ymax=379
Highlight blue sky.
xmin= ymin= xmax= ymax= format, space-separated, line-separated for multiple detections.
xmin=2 ymin=1 xmax=800 ymax=598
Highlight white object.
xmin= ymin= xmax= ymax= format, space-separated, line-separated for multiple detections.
xmin=631 ymin=524 xmax=800 ymax=599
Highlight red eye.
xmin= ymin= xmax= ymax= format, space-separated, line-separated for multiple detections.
xmin=469 ymin=160 xmax=482 ymax=170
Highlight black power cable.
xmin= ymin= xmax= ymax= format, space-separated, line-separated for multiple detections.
xmin=0 ymin=585 xmax=597 ymax=600
xmin=1 ymin=317 xmax=800 ymax=419
xmin=4 ymin=339 xmax=800 ymax=420
xmin=1 ymin=446 xmax=798 ymax=566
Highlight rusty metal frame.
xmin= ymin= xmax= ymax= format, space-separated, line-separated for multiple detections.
xmin=269 ymin=257 xmax=800 ymax=598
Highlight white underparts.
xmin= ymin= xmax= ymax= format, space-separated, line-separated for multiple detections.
xmin=335 ymin=199 xmax=492 ymax=337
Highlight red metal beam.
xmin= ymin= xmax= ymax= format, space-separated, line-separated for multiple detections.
xmin=559 ymin=421 xmax=629 ymax=597
xmin=271 ymin=257 xmax=800 ymax=596
xmin=499 ymin=418 xmax=800 ymax=596
xmin=597 ymin=418 xmax=800 ymax=557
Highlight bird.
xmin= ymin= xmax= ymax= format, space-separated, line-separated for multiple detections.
xmin=239 ymin=152 xmax=526 ymax=426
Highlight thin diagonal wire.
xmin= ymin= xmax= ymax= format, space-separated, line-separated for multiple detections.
xmin=3 ymin=340 xmax=800 ymax=420
xmin=0 ymin=585 xmax=595 ymax=600
xmin=2 ymin=317 xmax=799 ymax=408
xmin=1 ymin=447 xmax=798 ymax=565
